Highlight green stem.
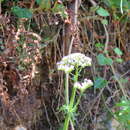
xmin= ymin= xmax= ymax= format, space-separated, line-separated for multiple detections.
xmin=75 ymin=93 xmax=82 ymax=108
xmin=120 ymin=0 xmax=123 ymax=14
xmin=63 ymin=114 xmax=70 ymax=130
xmin=65 ymin=73 xmax=69 ymax=105
xmin=63 ymin=73 xmax=70 ymax=130
xmin=110 ymin=64 xmax=127 ymax=99
xmin=63 ymin=67 xmax=79 ymax=130
xmin=70 ymin=87 xmax=77 ymax=108
xmin=70 ymin=67 xmax=79 ymax=108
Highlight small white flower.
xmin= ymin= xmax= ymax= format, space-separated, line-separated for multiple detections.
xmin=74 ymin=79 xmax=93 ymax=92
xmin=57 ymin=53 xmax=92 ymax=73
xmin=74 ymin=82 xmax=82 ymax=89
xmin=82 ymin=79 xmax=93 ymax=90
xmin=57 ymin=62 xmax=74 ymax=73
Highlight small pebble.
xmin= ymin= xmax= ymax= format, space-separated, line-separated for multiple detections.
xmin=14 ymin=125 xmax=27 ymax=130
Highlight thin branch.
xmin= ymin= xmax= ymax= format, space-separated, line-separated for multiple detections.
xmin=89 ymin=0 xmax=97 ymax=7
xmin=103 ymin=24 xmax=127 ymax=98
xmin=68 ymin=0 xmax=80 ymax=54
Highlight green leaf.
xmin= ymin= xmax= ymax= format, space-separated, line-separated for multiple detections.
xmin=96 ymin=7 xmax=110 ymax=17
xmin=95 ymin=43 xmax=104 ymax=51
xmin=39 ymin=0 xmax=51 ymax=10
xmin=94 ymin=77 xmax=108 ymax=88
xmin=90 ymin=6 xmax=99 ymax=12
xmin=35 ymin=0 xmax=41 ymax=4
xmin=11 ymin=6 xmax=33 ymax=18
xmin=52 ymin=3 xmax=67 ymax=18
xmin=95 ymin=43 xmax=104 ymax=48
xmin=0 ymin=0 xmax=4 ymax=2
xmin=52 ymin=3 xmax=63 ymax=12
xmin=115 ymin=98 xmax=130 ymax=129
xmin=120 ymin=77 xmax=129 ymax=84
xmin=97 ymin=54 xmax=113 ymax=65
xmin=115 ymin=58 xmax=123 ymax=63
xmin=0 ymin=40 xmax=3 ymax=45
xmin=114 ymin=47 xmax=123 ymax=56
xmin=102 ymin=0 xmax=121 ymax=8
xmin=116 ymin=99 xmax=130 ymax=107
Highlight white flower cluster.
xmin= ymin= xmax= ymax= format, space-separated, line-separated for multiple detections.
xmin=74 ymin=79 xmax=93 ymax=92
xmin=57 ymin=53 xmax=92 ymax=73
